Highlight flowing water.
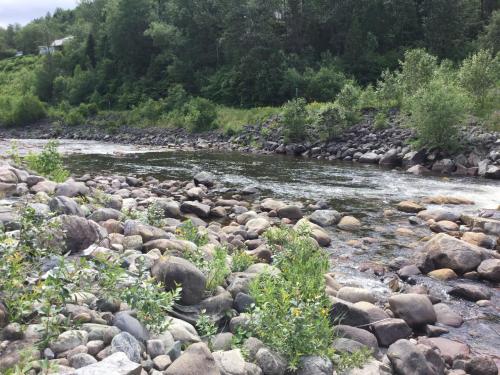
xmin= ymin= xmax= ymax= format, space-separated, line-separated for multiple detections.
xmin=5 ymin=139 xmax=500 ymax=360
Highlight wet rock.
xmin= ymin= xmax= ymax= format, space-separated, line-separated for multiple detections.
xmin=113 ymin=312 xmax=150 ymax=342
xmin=397 ymin=201 xmax=425 ymax=213
xmin=430 ymin=220 xmax=459 ymax=233
xmin=387 ymin=339 xmax=445 ymax=375
xmin=418 ymin=209 xmax=460 ymax=222
xmin=337 ymin=216 xmax=361 ymax=231
xmin=389 ymin=294 xmax=436 ymax=328
xmin=465 ymin=356 xmax=498 ymax=375
xmin=309 ymin=209 xmax=341 ymax=227
xmin=461 ymin=232 xmax=496 ymax=249
xmin=277 ymin=205 xmax=303 ymax=220
xmin=433 ymin=303 xmax=463 ymax=327
xmin=424 ymin=337 xmax=470 ymax=363
xmin=428 ymin=268 xmax=457 ymax=281
xmin=334 ymin=325 xmax=378 ymax=351
xmin=379 ymin=149 xmax=402 ymax=167
xmin=152 ymin=256 xmax=207 ymax=305
xmin=111 ymin=332 xmax=142 ymax=363
xmin=477 ymin=259 xmax=500 ymax=282
xmin=255 ymin=347 xmax=287 ymax=375
xmin=449 ymin=283 xmax=492 ymax=301
xmin=297 ymin=356 xmax=333 ymax=375
xmin=397 ymin=265 xmax=421 ymax=279
xmin=372 ymin=318 xmax=412 ymax=347
xmin=260 ymin=198 xmax=286 ymax=212
xmin=49 ymin=196 xmax=85 ymax=216
xmin=359 ymin=152 xmax=380 ymax=164
xmin=194 ymin=171 xmax=216 ymax=187
xmin=165 ymin=342 xmax=219 ymax=375
xmin=181 ymin=201 xmax=211 ymax=218
xmin=420 ymin=233 xmax=482 ymax=274
xmin=407 ymin=164 xmax=431 ymax=175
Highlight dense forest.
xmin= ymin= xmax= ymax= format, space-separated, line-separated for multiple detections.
xmin=0 ymin=0 xmax=499 ymax=147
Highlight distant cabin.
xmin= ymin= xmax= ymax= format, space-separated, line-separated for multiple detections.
xmin=38 ymin=36 xmax=74 ymax=55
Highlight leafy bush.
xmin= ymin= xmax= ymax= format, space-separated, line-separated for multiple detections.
xmin=313 ymin=103 xmax=347 ymax=140
xmin=373 ymin=111 xmax=389 ymax=130
xmin=281 ymin=98 xmax=308 ymax=143
xmin=458 ymin=50 xmax=500 ymax=113
xmin=24 ymin=140 xmax=69 ymax=182
xmin=335 ymin=82 xmax=361 ymax=125
xmin=398 ymin=49 xmax=438 ymax=96
xmin=206 ymin=246 xmax=231 ymax=291
xmin=406 ymin=77 xmax=470 ymax=150
xmin=0 ymin=95 xmax=46 ymax=127
xmin=176 ymin=97 xmax=218 ymax=132
xmin=250 ymin=227 xmax=332 ymax=369
xmin=178 ymin=219 xmax=209 ymax=247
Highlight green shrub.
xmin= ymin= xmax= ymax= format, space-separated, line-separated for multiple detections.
xmin=231 ymin=249 xmax=256 ymax=273
xmin=0 ymin=95 xmax=46 ymax=127
xmin=24 ymin=140 xmax=69 ymax=182
xmin=281 ymin=98 xmax=308 ymax=143
xmin=180 ymin=97 xmax=218 ymax=132
xmin=313 ymin=103 xmax=347 ymax=140
xmin=64 ymin=108 xmax=85 ymax=126
xmin=373 ymin=111 xmax=389 ymax=130
xmin=206 ymin=246 xmax=231 ymax=292
xmin=407 ymin=77 xmax=470 ymax=150
xmin=458 ymin=50 xmax=500 ymax=113
xmin=335 ymin=82 xmax=361 ymax=125
xmin=399 ymin=49 xmax=438 ymax=96
xmin=250 ymin=227 xmax=332 ymax=369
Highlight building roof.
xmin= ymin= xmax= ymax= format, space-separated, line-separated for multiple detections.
xmin=51 ymin=36 xmax=74 ymax=47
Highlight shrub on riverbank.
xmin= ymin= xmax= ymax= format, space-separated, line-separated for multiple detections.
xmin=0 ymin=94 xmax=46 ymax=127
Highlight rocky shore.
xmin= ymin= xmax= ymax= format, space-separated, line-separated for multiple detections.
xmin=1 ymin=112 xmax=499 ymax=180
xmin=0 ymin=159 xmax=499 ymax=375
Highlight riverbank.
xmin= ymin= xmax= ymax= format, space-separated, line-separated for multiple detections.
xmin=1 ymin=112 xmax=499 ymax=180
xmin=0 ymin=154 xmax=499 ymax=374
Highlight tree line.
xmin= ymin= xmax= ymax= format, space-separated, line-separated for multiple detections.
xmin=0 ymin=0 xmax=499 ymax=109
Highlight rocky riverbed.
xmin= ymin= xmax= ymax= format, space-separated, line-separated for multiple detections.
xmin=1 ymin=111 xmax=499 ymax=180
xmin=0 ymin=148 xmax=499 ymax=375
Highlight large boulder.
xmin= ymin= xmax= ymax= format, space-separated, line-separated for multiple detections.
xmin=388 ymin=294 xmax=436 ymax=328
xmin=420 ymin=233 xmax=483 ymax=274
xmin=387 ymin=339 xmax=445 ymax=375
xmin=379 ymin=149 xmax=402 ymax=167
xmin=181 ymin=201 xmax=211 ymax=218
xmin=260 ymin=199 xmax=286 ymax=212
xmin=309 ymin=210 xmax=341 ymax=227
xmin=245 ymin=217 xmax=270 ymax=235
xmin=152 ymin=256 xmax=207 ymax=305
xmin=49 ymin=196 xmax=85 ymax=217
xmin=433 ymin=303 xmax=463 ymax=327
xmin=359 ymin=152 xmax=380 ymax=164
xmin=123 ymin=220 xmax=169 ymax=242
xmin=57 ymin=215 xmax=108 ymax=254
xmin=113 ymin=312 xmax=149 ymax=342
xmin=297 ymin=356 xmax=333 ymax=375
xmin=277 ymin=205 xmax=303 ymax=220
xmin=50 ymin=330 xmax=89 ymax=354
xmin=55 ymin=181 xmax=89 ymax=197
xmin=449 ymin=283 xmax=492 ymax=301
xmin=213 ymin=349 xmax=247 ymax=375
xmin=372 ymin=318 xmax=412 ymax=347
xmin=337 ymin=216 xmax=361 ymax=231
xmin=0 ymin=167 xmax=19 ymax=184
xmin=194 ymin=171 xmax=216 ymax=187
xmin=66 ymin=351 xmax=141 ymax=375
xmin=165 ymin=342 xmax=220 ymax=375
xmin=111 ymin=332 xmax=142 ymax=363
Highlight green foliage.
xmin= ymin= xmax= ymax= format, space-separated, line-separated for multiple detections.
xmin=479 ymin=10 xmax=500 ymax=54
xmin=313 ymin=103 xmax=347 ymax=141
xmin=196 ymin=309 xmax=218 ymax=338
xmin=24 ymin=140 xmax=69 ymax=182
xmin=334 ymin=347 xmax=373 ymax=372
xmin=334 ymin=82 xmax=361 ymax=125
xmin=146 ymin=202 xmax=165 ymax=227
xmin=281 ymin=98 xmax=308 ymax=143
xmin=206 ymin=246 xmax=230 ymax=292
xmin=0 ymin=94 xmax=46 ymax=127
xmin=373 ymin=111 xmax=389 ymax=130
xmin=178 ymin=220 xmax=209 ymax=247
xmin=231 ymin=249 xmax=256 ymax=273
xmin=458 ymin=50 xmax=500 ymax=113
xmin=250 ymin=227 xmax=332 ymax=369
xmin=169 ymin=97 xmax=218 ymax=132
xmin=406 ymin=77 xmax=471 ymax=150
xmin=399 ymin=49 xmax=438 ymax=97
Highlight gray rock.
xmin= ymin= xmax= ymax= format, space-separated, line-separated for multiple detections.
xmin=433 ymin=303 xmax=463 ymax=327
xmin=63 ymin=351 xmax=141 ymax=375
xmin=420 ymin=233 xmax=482 ymax=274
xmin=122 ymin=235 xmax=144 ymax=251
xmin=329 ymin=297 xmax=371 ymax=327
xmin=309 ymin=210 xmax=341 ymax=227
xmin=465 ymin=356 xmax=498 ymax=375
xmin=449 ymin=283 xmax=492 ymax=301
xmin=113 ymin=312 xmax=150 ymax=342
xmin=111 ymin=332 xmax=142 ymax=363
xmin=213 ymin=349 xmax=247 ymax=375
xmin=243 ymin=337 xmax=265 ymax=362
xmin=277 ymin=205 xmax=303 ymax=220
xmin=255 ymin=347 xmax=287 ymax=375
xmin=89 ymin=208 xmax=122 ymax=222
xmin=211 ymin=333 xmax=234 ymax=351
xmin=123 ymin=220 xmax=169 ymax=242
xmin=332 ymin=338 xmax=368 ymax=353
xmin=69 ymin=353 xmax=97 ymax=369
xmin=49 ymin=196 xmax=85 ymax=216
xmin=372 ymin=318 xmax=412 ymax=347
xmin=297 ymin=356 xmax=333 ymax=375
xmin=379 ymin=149 xmax=402 ymax=167
xmin=359 ymin=152 xmax=381 ymax=164
xmin=165 ymin=342 xmax=220 ymax=375
xmin=477 ymin=259 xmax=500 ymax=282
xmin=152 ymin=256 xmax=207 ymax=305
xmin=389 ymin=294 xmax=436 ymax=328
xmin=234 ymin=292 xmax=254 ymax=313
xmin=194 ymin=171 xmax=216 ymax=187
xmin=147 ymin=339 xmax=166 ymax=359
xmin=337 ymin=287 xmax=376 ymax=304
xmin=387 ymin=339 xmax=445 ymax=375
xmin=334 ymin=325 xmax=378 ymax=351
xmin=55 ymin=181 xmax=89 ymax=197
xmin=50 ymin=330 xmax=89 ymax=354
xmin=181 ymin=201 xmax=211 ymax=218
xmin=58 ymin=215 xmax=108 ymax=254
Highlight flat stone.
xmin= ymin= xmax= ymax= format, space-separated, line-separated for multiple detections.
xmin=372 ymin=318 xmax=412 ymax=347
xmin=449 ymin=283 xmax=492 ymax=301
xmin=433 ymin=303 xmax=463 ymax=327
xmin=59 ymin=351 xmax=141 ymax=375
xmin=389 ymin=294 xmax=436 ymax=328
